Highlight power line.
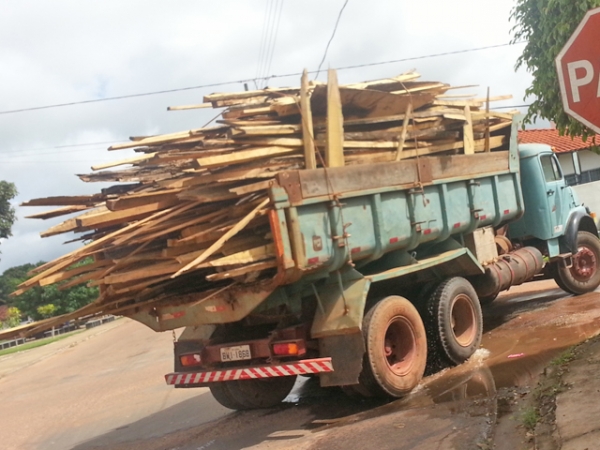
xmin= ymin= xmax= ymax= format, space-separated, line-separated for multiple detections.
xmin=315 ymin=0 xmax=350 ymax=80
xmin=255 ymin=0 xmax=274 ymax=82
xmin=261 ymin=0 xmax=284 ymax=87
xmin=0 ymin=41 xmax=525 ymax=116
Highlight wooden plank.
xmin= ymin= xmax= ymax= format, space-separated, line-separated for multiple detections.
xmin=229 ymin=179 xmax=273 ymax=195
xmin=463 ymin=106 xmax=475 ymax=155
xmin=77 ymin=199 xmax=181 ymax=229
xmin=106 ymin=191 xmax=181 ymax=211
xmin=230 ymin=124 xmax=301 ymax=136
xmin=485 ymin=87 xmax=491 ymax=153
xmin=212 ymin=96 xmax=269 ymax=108
xmin=173 ymin=198 xmax=270 ymax=277
xmin=108 ymin=130 xmax=198 ymax=150
xmin=167 ymin=102 xmax=213 ymax=111
xmin=25 ymin=205 xmax=91 ymax=220
xmin=395 ymin=102 xmax=413 ymax=161
xmin=343 ymin=72 xmax=421 ymax=91
xmin=21 ymin=195 xmax=103 ymax=207
xmin=326 ymin=69 xmax=345 ymax=168
xmin=231 ymin=137 xmax=303 ymax=147
xmin=203 ymin=87 xmax=297 ymax=103
xmin=301 ymin=69 xmax=317 ymax=170
xmin=91 ymin=153 xmax=156 ymax=170
xmin=207 ymin=244 xmax=275 ymax=267
xmin=100 ymin=261 xmax=185 ymax=285
xmin=194 ymin=146 xmax=299 ymax=168
xmin=205 ymin=260 xmax=277 ymax=281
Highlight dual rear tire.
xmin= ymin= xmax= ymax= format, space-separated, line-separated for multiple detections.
xmin=353 ymin=277 xmax=483 ymax=398
xmin=209 ymin=376 xmax=296 ymax=410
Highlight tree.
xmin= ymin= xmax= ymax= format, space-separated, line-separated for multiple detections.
xmin=37 ymin=304 xmax=57 ymax=319
xmin=0 ymin=260 xmax=98 ymax=320
xmin=511 ymin=0 xmax=600 ymax=140
xmin=1 ymin=306 xmax=22 ymax=329
xmin=0 ymin=181 xmax=17 ymax=246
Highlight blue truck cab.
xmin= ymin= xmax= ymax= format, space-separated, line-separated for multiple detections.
xmin=508 ymin=143 xmax=599 ymax=294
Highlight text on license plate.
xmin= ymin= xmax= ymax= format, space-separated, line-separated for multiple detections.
xmin=220 ymin=345 xmax=251 ymax=362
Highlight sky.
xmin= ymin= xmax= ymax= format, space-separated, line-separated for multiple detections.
xmin=0 ymin=0 xmax=537 ymax=273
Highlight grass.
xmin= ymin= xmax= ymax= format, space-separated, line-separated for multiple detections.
xmin=550 ymin=348 xmax=576 ymax=367
xmin=521 ymin=406 xmax=539 ymax=431
xmin=0 ymin=329 xmax=84 ymax=357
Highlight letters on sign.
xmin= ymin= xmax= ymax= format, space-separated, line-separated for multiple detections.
xmin=567 ymin=60 xmax=600 ymax=102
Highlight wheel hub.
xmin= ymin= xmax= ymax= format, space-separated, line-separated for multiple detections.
xmin=384 ymin=317 xmax=416 ymax=376
xmin=571 ymin=246 xmax=597 ymax=281
xmin=451 ymin=294 xmax=477 ymax=347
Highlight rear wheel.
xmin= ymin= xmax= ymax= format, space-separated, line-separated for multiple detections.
xmin=421 ymin=277 xmax=483 ymax=366
xmin=357 ymin=296 xmax=427 ymax=397
xmin=209 ymin=382 xmax=250 ymax=410
xmin=226 ymin=376 xmax=297 ymax=409
xmin=554 ymin=231 xmax=600 ymax=295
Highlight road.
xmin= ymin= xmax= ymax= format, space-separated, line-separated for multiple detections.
xmin=2 ymin=279 xmax=600 ymax=450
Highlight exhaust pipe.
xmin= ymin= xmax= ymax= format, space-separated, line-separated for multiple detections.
xmin=471 ymin=247 xmax=544 ymax=299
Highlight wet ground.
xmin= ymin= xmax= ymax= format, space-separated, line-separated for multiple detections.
xmin=4 ymin=279 xmax=600 ymax=449
xmin=78 ymin=280 xmax=600 ymax=450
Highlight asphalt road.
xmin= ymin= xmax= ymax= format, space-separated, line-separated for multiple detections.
xmin=3 ymin=279 xmax=600 ymax=450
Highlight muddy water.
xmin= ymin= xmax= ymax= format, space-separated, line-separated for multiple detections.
xmin=308 ymin=282 xmax=600 ymax=443
xmin=483 ymin=288 xmax=600 ymax=389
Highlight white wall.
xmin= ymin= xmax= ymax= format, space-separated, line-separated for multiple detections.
xmin=573 ymin=181 xmax=600 ymax=216
xmin=578 ymin=150 xmax=600 ymax=171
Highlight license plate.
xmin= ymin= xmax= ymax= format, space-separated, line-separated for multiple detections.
xmin=220 ymin=345 xmax=251 ymax=362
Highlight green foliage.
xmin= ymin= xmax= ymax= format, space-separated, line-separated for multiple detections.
xmin=36 ymin=304 xmax=56 ymax=319
xmin=0 ymin=260 xmax=99 ymax=320
xmin=521 ymin=405 xmax=539 ymax=430
xmin=0 ymin=181 xmax=17 ymax=243
xmin=1 ymin=306 xmax=22 ymax=329
xmin=511 ymin=0 xmax=600 ymax=140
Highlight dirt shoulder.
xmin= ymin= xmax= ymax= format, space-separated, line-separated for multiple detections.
xmin=520 ymin=334 xmax=600 ymax=449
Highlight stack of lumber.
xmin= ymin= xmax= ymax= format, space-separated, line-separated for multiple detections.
xmin=4 ymin=69 xmax=517 ymax=338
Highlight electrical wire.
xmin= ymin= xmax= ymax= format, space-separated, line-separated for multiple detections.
xmin=255 ymin=0 xmax=273 ymax=83
xmin=261 ymin=0 xmax=284 ymax=86
xmin=315 ymin=0 xmax=350 ymax=80
xmin=0 ymin=41 xmax=526 ymax=116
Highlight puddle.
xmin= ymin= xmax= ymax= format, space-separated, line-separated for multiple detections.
xmin=483 ymin=290 xmax=600 ymax=389
xmin=304 ymin=286 xmax=600 ymax=432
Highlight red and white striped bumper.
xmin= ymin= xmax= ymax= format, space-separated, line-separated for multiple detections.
xmin=165 ymin=357 xmax=333 ymax=385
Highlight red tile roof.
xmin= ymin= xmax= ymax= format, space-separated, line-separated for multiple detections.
xmin=518 ymin=129 xmax=600 ymax=153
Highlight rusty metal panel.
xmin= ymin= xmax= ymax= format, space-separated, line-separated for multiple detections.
xmin=299 ymin=161 xmax=419 ymax=200
xmin=275 ymin=171 xmax=303 ymax=204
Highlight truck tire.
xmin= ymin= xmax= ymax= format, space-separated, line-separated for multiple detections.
xmin=422 ymin=277 xmax=482 ymax=366
xmin=554 ymin=231 xmax=600 ymax=295
xmin=209 ymin=382 xmax=251 ymax=410
xmin=357 ymin=296 xmax=427 ymax=397
xmin=226 ymin=375 xmax=297 ymax=409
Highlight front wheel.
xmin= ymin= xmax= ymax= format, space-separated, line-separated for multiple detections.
xmin=554 ymin=231 xmax=600 ymax=295
xmin=358 ymin=296 xmax=427 ymax=397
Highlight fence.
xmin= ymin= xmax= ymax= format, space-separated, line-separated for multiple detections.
xmin=0 ymin=316 xmax=116 ymax=352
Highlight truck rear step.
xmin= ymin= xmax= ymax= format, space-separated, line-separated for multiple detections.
xmin=165 ymin=357 xmax=333 ymax=386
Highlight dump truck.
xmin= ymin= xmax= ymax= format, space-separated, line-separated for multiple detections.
xmin=125 ymin=118 xmax=600 ymax=409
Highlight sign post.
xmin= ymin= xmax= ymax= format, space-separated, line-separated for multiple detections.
xmin=555 ymin=7 xmax=600 ymax=134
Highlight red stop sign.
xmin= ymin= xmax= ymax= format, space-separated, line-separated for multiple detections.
xmin=556 ymin=7 xmax=600 ymax=133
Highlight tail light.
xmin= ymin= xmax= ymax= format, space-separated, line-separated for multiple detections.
xmin=180 ymin=353 xmax=203 ymax=367
xmin=272 ymin=341 xmax=306 ymax=356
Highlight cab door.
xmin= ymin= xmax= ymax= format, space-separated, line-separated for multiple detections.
xmin=540 ymin=153 xmax=566 ymax=237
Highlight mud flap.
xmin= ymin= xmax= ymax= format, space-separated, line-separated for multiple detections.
xmin=318 ymin=333 xmax=365 ymax=387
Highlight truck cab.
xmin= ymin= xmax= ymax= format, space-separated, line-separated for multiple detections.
xmin=509 ymin=143 xmax=600 ymax=293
